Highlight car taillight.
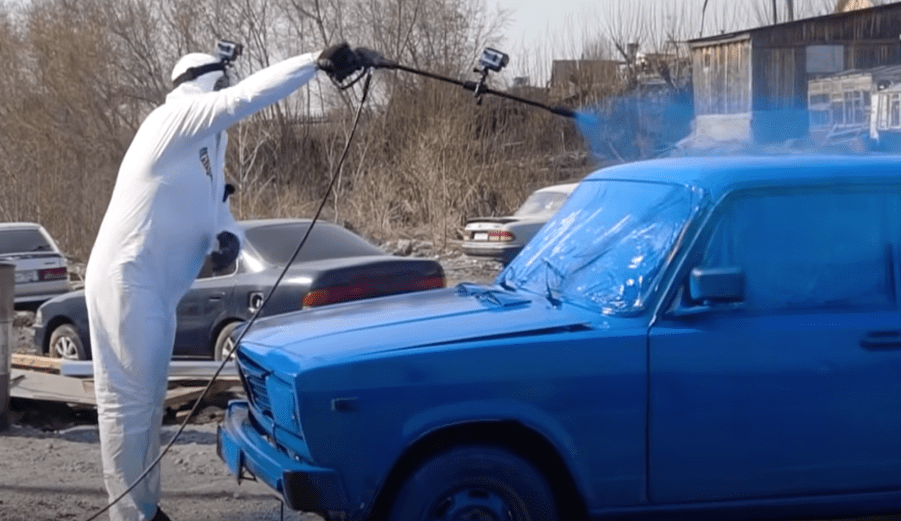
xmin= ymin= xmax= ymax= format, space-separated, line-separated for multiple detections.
xmin=39 ymin=267 xmax=67 ymax=281
xmin=303 ymin=274 xmax=446 ymax=307
xmin=489 ymin=231 xmax=514 ymax=241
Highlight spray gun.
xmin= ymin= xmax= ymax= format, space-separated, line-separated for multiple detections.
xmin=345 ymin=47 xmax=577 ymax=119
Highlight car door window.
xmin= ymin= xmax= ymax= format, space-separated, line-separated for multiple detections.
xmin=196 ymin=255 xmax=238 ymax=279
xmin=701 ymin=189 xmax=899 ymax=311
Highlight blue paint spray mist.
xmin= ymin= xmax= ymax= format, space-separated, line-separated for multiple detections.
xmin=564 ymin=90 xmax=695 ymax=162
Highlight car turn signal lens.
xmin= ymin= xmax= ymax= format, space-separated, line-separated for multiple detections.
xmin=489 ymin=231 xmax=514 ymax=242
xmin=39 ymin=267 xmax=68 ymax=281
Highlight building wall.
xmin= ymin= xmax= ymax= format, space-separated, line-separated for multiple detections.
xmin=687 ymin=3 xmax=901 ymax=145
xmin=692 ymin=38 xmax=752 ymax=116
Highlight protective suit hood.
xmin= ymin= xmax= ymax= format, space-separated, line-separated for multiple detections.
xmin=170 ymin=53 xmax=225 ymax=93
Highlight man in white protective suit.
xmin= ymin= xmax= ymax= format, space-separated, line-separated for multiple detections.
xmin=84 ymin=42 xmax=365 ymax=521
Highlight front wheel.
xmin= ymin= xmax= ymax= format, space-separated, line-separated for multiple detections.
xmin=389 ymin=445 xmax=560 ymax=521
xmin=48 ymin=323 xmax=87 ymax=360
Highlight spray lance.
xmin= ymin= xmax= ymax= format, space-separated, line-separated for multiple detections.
xmin=335 ymin=47 xmax=578 ymax=119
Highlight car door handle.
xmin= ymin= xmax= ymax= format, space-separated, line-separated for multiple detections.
xmin=860 ymin=331 xmax=901 ymax=349
xmin=248 ymin=292 xmax=265 ymax=312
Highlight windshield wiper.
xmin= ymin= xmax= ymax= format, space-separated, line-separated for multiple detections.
xmin=457 ymin=283 xmax=529 ymax=307
xmin=542 ymin=258 xmax=563 ymax=307
xmin=498 ymin=265 xmax=516 ymax=290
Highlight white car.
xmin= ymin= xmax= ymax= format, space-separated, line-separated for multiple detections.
xmin=463 ymin=182 xmax=578 ymax=263
xmin=0 ymin=222 xmax=70 ymax=311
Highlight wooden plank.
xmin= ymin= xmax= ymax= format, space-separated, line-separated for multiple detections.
xmin=10 ymin=369 xmax=242 ymax=408
xmin=10 ymin=369 xmax=96 ymax=405
xmin=163 ymin=380 xmax=243 ymax=410
xmin=60 ymin=359 xmax=239 ymax=378
xmin=12 ymin=353 xmax=61 ymax=374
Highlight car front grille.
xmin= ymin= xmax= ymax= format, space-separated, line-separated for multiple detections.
xmin=237 ymin=352 xmax=272 ymax=418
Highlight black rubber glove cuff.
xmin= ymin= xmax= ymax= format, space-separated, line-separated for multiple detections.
xmin=210 ymin=231 xmax=240 ymax=272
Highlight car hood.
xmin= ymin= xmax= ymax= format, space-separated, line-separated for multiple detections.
xmin=237 ymin=283 xmax=602 ymax=364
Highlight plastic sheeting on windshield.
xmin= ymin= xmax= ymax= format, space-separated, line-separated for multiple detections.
xmin=498 ymin=179 xmax=701 ymax=315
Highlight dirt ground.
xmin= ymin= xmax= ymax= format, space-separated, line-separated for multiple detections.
xmin=1 ymin=253 xmax=502 ymax=521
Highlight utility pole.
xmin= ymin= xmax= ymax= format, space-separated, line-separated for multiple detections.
xmin=772 ymin=0 xmax=796 ymax=24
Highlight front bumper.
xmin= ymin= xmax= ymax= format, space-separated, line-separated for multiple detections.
xmin=217 ymin=400 xmax=350 ymax=514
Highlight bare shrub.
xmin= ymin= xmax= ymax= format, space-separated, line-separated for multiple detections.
xmin=0 ymin=0 xmax=629 ymax=262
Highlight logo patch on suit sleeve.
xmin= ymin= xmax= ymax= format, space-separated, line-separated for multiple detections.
xmin=199 ymin=147 xmax=213 ymax=178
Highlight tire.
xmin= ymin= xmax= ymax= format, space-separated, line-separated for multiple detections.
xmin=213 ymin=321 xmax=240 ymax=361
xmin=388 ymin=445 xmax=560 ymax=521
xmin=48 ymin=323 xmax=87 ymax=360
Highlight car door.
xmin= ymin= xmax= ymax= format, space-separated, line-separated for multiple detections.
xmin=648 ymin=186 xmax=901 ymax=503
xmin=174 ymin=254 xmax=238 ymax=358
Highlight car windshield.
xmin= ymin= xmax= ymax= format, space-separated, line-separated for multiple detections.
xmin=0 ymin=228 xmax=54 ymax=254
xmin=245 ymin=222 xmax=384 ymax=266
xmin=497 ymin=180 xmax=700 ymax=315
xmin=513 ymin=190 xmax=570 ymax=217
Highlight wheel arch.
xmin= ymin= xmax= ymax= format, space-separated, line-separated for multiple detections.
xmin=209 ymin=318 xmax=243 ymax=356
xmin=366 ymin=420 xmax=589 ymax=521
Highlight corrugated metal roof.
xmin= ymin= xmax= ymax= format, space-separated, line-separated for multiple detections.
xmin=689 ymin=2 xmax=901 ymax=45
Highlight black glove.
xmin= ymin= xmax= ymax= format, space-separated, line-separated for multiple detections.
xmin=223 ymin=183 xmax=236 ymax=202
xmin=317 ymin=42 xmax=362 ymax=82
xmin=210 ymin=231 xmax=240 ymax=272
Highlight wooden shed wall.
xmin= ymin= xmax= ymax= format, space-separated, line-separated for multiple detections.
xmin=689 ymin=4 xmax=901 ymax=143
xmin=694 ymin=5 xmax=901 ymax=115
xmin=692 ymin=39 xmax=752 ymax=116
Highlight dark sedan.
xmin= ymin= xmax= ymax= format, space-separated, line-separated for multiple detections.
xmin=33 ymin=218 xmax=445 ymax=361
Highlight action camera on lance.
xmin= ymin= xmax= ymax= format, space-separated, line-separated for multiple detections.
xmin=479 ymin=48 xmax=509 ymax=73
xmin=216 ymin=40 xmax=243 ymax=63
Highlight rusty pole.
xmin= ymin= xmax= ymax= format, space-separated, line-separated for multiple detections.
xmin=0 ymin=263 xmax=12 ymax=431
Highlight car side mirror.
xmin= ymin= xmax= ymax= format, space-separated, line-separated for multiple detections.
xmin=689 ymin=267 xmax=745 ymax=304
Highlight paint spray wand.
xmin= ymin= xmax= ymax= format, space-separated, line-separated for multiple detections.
xmin=349 ymin=47 xmax=577 ymax=119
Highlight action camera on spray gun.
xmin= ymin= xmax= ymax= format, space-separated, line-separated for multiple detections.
xmin=479 ymin=48 xmax=509 ymax=73
xmin=215 ymin=40 xmax=243 ymax=64
xmin=466 ymin=48 xmax=509 ymax=104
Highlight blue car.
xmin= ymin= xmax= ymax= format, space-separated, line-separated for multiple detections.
xmin=218 ymin=155 xmax=901 ymax=521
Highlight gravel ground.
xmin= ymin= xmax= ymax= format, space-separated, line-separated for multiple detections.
xmin=1 ymin=252 xmax=502 ymax=521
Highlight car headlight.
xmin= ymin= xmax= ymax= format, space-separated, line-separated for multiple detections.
xmin=267 ymin=376 xmax=300 ymax=432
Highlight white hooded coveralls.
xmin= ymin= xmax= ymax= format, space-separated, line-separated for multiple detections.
xmin=85 ymin=51 xmax=321 ymax=521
